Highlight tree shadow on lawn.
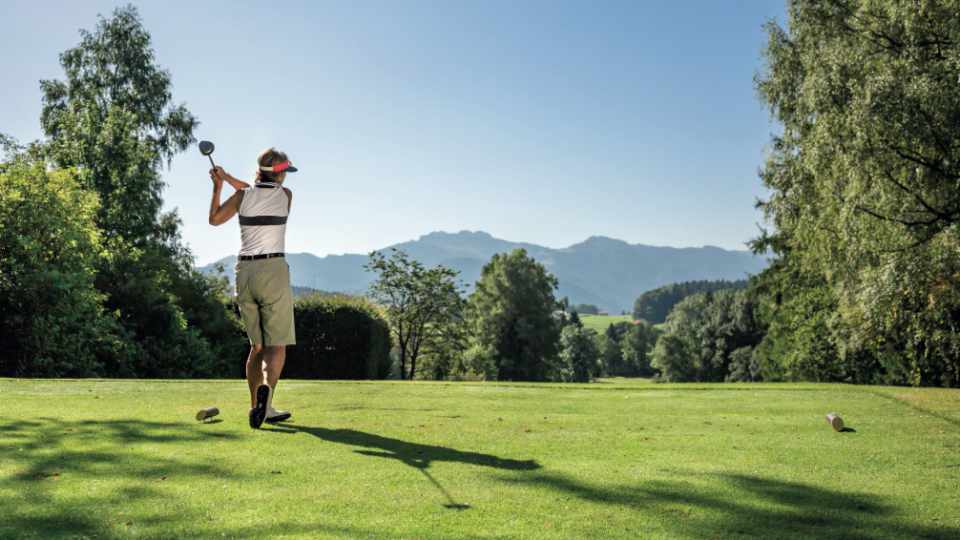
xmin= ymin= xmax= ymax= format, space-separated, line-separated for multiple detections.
xmin=501 ymin=471 xmax=959 ymax=539
xmin=0 ymin=416 xmax=242 ymax=539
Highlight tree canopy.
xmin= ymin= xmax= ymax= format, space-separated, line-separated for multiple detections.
xmin=466 ymin=249 xmax=562 ymax=381
xmin=755 ymin=0 xmax=960 ymax=386
xmin=40 ymin=5 xmax=197 ymax=243
xmin=3 ymin=6 xmax=246 ymax=378
xmin=365 ymin=249 xmax=465 ymax=380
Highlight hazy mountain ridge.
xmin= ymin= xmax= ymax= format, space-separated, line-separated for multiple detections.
xmin=199 ymin=231 xmax=768 ymax=312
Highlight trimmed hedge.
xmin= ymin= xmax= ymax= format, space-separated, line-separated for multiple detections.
xmin=285 ymin=294 xmax=392 ymax=379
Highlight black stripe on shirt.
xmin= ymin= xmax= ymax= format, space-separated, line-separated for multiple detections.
xmin=239 ymin=215 xmax=288 ymax=226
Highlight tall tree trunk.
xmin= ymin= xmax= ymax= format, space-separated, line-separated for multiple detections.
xmin=398 ymin=337 xmax=408 ymax=380
xmin=409 ymin=335 xmax=420 ymax=380
xmin=409 ymin=323 xmax=427 ymax=381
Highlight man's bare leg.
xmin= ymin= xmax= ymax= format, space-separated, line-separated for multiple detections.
xmin=245 ymin=344 xmax=265 ymax=408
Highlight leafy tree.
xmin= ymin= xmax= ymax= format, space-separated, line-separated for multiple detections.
xmin=0 ymin=157 xmax=130 ymax=376
xmin=650 ymin=293 xmax=708 ymax=382
xmin=415 ymin=308 xmax=469 ymax=380
xmin=749 ymin=241 xmax=882 ymax=384
xmin=651 ymin=334 xmax=696 ymax=383
xmin=620 ymin=320 xmax=658 ymax=377
xmin=651 ymin=290 xmax=764 ymax=382
xmin=556 ymin=326 xmax=600 ymax=382
xmin=756 ymin=0 xmax=960 ymax=386
xmin=33 ymin=6 xmax=243 ymax=377
xmin=467 ymin=249 xmax=561 ymax=381
xmin=40 ymin=5 xmax=197 ymax=243
xmin=633 ymin=279 xmax=748 ymax=323
xmin=600 ymin=322 xmax=628 ymax=376
xmin=365 ymin=249 xmax=465 ymax=380
xmin=568 ymin=311 xmax=583 ymax=328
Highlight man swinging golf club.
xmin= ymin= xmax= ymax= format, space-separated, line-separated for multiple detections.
xmin=208 ymin=147 xmax=297 ymax=429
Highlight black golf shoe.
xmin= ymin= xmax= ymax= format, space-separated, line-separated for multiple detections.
xmin=249 ymin=384 xmax=270 ymax=429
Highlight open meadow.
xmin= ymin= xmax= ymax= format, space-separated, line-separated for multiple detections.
xmin=1 ymin=378 xmax=958 ymax=539
xmin=579 ymin=314 xmax=634 ymax=334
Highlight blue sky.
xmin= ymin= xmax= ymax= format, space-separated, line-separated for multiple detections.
xmin=3 ymin=0 xmax=786 ymax=265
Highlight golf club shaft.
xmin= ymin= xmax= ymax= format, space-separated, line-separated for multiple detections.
xmin=207 ymin=155 xmax=216 ymax=169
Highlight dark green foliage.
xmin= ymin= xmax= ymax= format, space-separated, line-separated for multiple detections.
xmin=167 ymin=262 xmax=247 ymax=378
xmin=600 ymin=320 xmax=656 ymax=377
xmin=600 ymin=321 xmax=631 ymax=376
xmin=569 ymin=304 xmax=600 ymax=315
xmin=556 ymin=326 xmax=600 ymax=382
xmin=414 ymin=304 xmax=470 ymax=381
xmin=748 ymin=249 xmax=883 ymax=384
xmin=651 ymin=334 xmax=696 ymax=382
xmin=467 ymin=249 xmax=561 ymax=381
xmin=0 ymin=160 xmax=128 ymax=377
xmin=285 ymin=295 xmax=392 ymax=379
xmin=620 ymin=321 xmax=658 ymax=377
xmin=568 ymin=311 xmax=583 ymax=328
xmin=652 ymin=290 xmax=765 ymax=382
xmin=633 ymin=280 xmax=748 ymax=324
xmin=725 ymin=347 xmax=757 ymax=384
xmin=606 ymin=321 xmax=632 ymax=342
xmin=15 ymin=5 xmax=248 ymax=378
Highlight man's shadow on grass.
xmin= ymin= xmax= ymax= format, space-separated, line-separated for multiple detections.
xmin=264 ymin=423 xmax=540 ymax=510
xmin=264 ymin=424 xmax=540 ymax=471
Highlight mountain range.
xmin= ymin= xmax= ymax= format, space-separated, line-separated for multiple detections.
xmin=199 ymin=231 xmax=768 ymax=313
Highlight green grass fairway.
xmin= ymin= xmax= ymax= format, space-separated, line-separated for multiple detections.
xmin=2 ymin=379 xmax=958 ymax=539
xmin=580 ymin=314 xmax=633 ymax=334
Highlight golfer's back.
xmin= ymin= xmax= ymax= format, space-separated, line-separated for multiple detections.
xmin=238 ymin=181 xmax=289 ymax=256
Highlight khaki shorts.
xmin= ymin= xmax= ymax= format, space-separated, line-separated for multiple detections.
xmin=235 ymin=257 xmax=296 ymax=346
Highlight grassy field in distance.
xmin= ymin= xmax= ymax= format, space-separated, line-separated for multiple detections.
xmin=579 ymin=314 xmax=634 ymax=334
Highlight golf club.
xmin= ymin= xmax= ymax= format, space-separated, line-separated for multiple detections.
xmin=199 ymin=140 xmax=217 ymax=169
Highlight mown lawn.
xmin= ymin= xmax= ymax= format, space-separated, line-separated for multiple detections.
xmin=579 ymin=314 xmax=634 ymax=334
xmin=1 ymin=378 xmax=958 ymax=539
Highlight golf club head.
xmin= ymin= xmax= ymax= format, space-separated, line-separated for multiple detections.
xmin=198 ymin=140 xmax=215 ymax=156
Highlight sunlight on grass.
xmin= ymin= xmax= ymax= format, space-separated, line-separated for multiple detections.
xmin=1 ymin=379 xmax=957 ymax=539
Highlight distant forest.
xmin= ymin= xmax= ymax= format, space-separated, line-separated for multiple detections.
xmin=633 ymin=280 xmax=748 ymax=323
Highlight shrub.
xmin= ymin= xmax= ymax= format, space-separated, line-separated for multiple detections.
xmin=0 ymin=161 xmax=128 ymax=377
xmin=285 ymin=294 xmax=392 ymax=379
